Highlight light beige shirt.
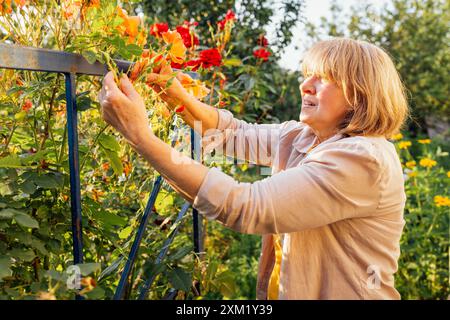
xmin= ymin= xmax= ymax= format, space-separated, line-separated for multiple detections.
xmin=191 ymin=109 xmax=406 ymax=300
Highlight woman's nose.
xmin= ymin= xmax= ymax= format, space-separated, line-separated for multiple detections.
xmin=300 ymin=77 xmax=316 ymax=95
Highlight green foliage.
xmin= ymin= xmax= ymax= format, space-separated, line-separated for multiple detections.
xmin=393 ymin=136 xmax=449 ymax=299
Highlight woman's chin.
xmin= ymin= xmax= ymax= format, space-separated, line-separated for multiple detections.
xmin=299 ymin=112 xmax=312 ymax=123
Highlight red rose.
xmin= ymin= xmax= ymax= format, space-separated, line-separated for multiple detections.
xmin=176 ymin=25 xmax=199 ymax=48
xmin=184 ymin=59 xmax=201 ymax=71
xmin=225 ymin=9 xmax=236 ymax=21
xmin=170 ymin=61 xmax=184 ymax=69
xmin=217 ymin=9 xmax=236 ymax=30
xmin=149 ymin=22 xmax=169 ymax=37
xmin=253 ymin=48 xmax=271 ymax=62
xmin=199 ymin=48 xmax=222 ymax=68
xmin=257 ymin=35 xmax=269 ymax=47
xmin=185 ymin=48 xmax=222 ymax=71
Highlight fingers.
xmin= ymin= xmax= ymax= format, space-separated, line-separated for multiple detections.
xmin=119 ymin=74 xmax=140 ymax=100
xmin=102 ymin=71 xmax=119 ymax=93
xmin=146 ymin=73 xmax=160 ymax=84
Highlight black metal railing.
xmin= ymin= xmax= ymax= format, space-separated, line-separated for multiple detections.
xmin=0 ymin=43 xmax=203 ymax=300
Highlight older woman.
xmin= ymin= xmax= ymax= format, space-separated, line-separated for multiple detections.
xmin=98 ymin=38 xmax=409 ymax=299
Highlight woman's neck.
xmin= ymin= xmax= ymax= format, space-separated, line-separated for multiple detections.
xmin=312 ymin=128 xmax=338 ymax=143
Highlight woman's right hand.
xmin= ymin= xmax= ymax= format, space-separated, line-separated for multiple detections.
xmin=146 ymin=59 xmax=192 ymax=110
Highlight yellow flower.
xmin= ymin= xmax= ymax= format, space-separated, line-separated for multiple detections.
xmin=405 ymin=160 xmax=416 ymax=169
xmin=398 ymin=141 xmax=412 ymax=149
xmin=434 ymin=195 xmax=450 ymax=207
xmin=418 ymin=139 xmax=431 ymax=144
xmin=447 ymin=171 xmax=450 ymax=178
xmin=391 ymin=133 xmax=403 ymax=141
xmin=419 ymin=158 xmax=437 ymax=168
xmin=162 ymin=30 xmax=186 ymax=64
xmin=407 ymin=171 xmax=417 ymax=178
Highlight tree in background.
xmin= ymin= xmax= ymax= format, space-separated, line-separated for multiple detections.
xmin=305 ymin=0 xmax=449 ymax=137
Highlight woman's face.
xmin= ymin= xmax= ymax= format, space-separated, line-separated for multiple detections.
xmin=299 ymin=75 xmax=349 ymax=137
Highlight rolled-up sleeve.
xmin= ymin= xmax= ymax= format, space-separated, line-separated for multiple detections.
xmin=193 ymin=140 xmax=382 ymax=235
xmin=201 ymin=109 xmax=299 ymax=167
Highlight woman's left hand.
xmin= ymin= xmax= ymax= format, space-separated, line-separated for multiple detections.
xmin=98 ymin=71 xmax=153 ymax=148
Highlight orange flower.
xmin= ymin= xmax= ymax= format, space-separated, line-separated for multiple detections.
xmin=116 ymin=7 xmax=141 ymax=39
xmin=102 ymin=162 xmax=110 ymax=171
xmin=21 ymin=99 xmax=32 ymax=112
xmin=80 ymin=277 xmax=96 ymax=294
xmin=123 ymin=161 xmax=132 ymax=176
xmin=178 ymin=72 xmax=209 ymax=99
xmin=0 ymin=0 xmax=12 ymax=15
xmin=90 ymin=189 xmax=104 ymax=202
xmin=161 ymin=30 xmax=186 ymax=64
xmin=16 ymin=0 xmax=26 ymax=8
xmin=62 ymin=0 xmax=82 ymax=20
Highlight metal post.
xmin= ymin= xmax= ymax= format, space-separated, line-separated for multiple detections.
xmin=138 ymin=202 xmax=191 ymax=299
xmin=113 ymin=175 xmax=163 ymax=300
xmin=64 ymin=72 xmax=84 ymax=266
xmin=190 ymin=128 xmax=204 ymax=255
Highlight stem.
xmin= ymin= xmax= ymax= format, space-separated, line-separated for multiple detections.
xmin=79 ymin=124 xmax=109 ymax=172
xmin=209 ymin=71 xmax=217 ymax=106
xmin=2 ymin=122 xmax=18 ymax=154
xmin=57 ymin=124 xmax=67 ymax=164
xmin=39 ymin=74 xmax=62 ymax=151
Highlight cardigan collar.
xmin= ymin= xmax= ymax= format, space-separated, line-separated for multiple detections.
xmin=291 ymin=123 xmax=345 ymax=154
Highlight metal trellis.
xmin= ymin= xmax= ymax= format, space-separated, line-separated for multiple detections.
xmin=0 ymin=43 xmax=204 ymax=300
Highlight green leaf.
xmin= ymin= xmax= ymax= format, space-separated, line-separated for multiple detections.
xmin=98 ymin=257 xmax=124 ymax=281
xmin=45 ymin=270 xmax=65 ymax=281
xmin=0 ymin=257 xmax=13 ymax=280
xmin=19 ymin=179 xmax=37 ymax=194
xmin=168 ymin=246 xmax=192 ymax=261
xmin=91 ymin=209 xmax=127 ymax=228
xmin=77 ymin=263 xmax=101 ymax=276
xmin=77 ymin=96 xmax=94 ymax=111
xmin=168 ymin=268 xmax=191 ymax=292
xmin=223 ymin=58 xmax=242 ymax=67
xmin=155 ymin=190 xmax=174 ymax=216
xmin=32 ymin=173 xmax=62 ymax=189
xmin=31 ymin=239 xmax=49 ymax=256
xmin=21 ymin=150 xmax=51 ymax=165
xmin=98 ymin=133 xmax=121 ymax=152
xmin=0 ymin=154 xmax=22 ymax=168
xmin=14 ymin=212 xmax=39 ymax=229
xmin=85 ymin=287 xmax=105 ymax=299
xmin=0 ymin=208 xmax=22 ymax=219
xmin=0 ymin=184 xmax=14 ymax=196
xmin=82 ymin=50 xmax=98 ymax=64
xmin=102 ymin=149 xmax=123 ymax=176
xmin=126 ymin=44 xmax=143 ymax=57
xmin=8 ymin=248 xmax=36 ymax=262
xmin=118 ymin=226 xmax=133 ymax=239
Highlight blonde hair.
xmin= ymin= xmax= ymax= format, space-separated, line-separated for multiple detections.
xmin=301 ymin=37 xmax=409 ymax=138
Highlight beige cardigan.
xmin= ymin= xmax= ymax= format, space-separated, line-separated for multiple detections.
xmin=191 ymin=109 xmax=406 ymax=300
